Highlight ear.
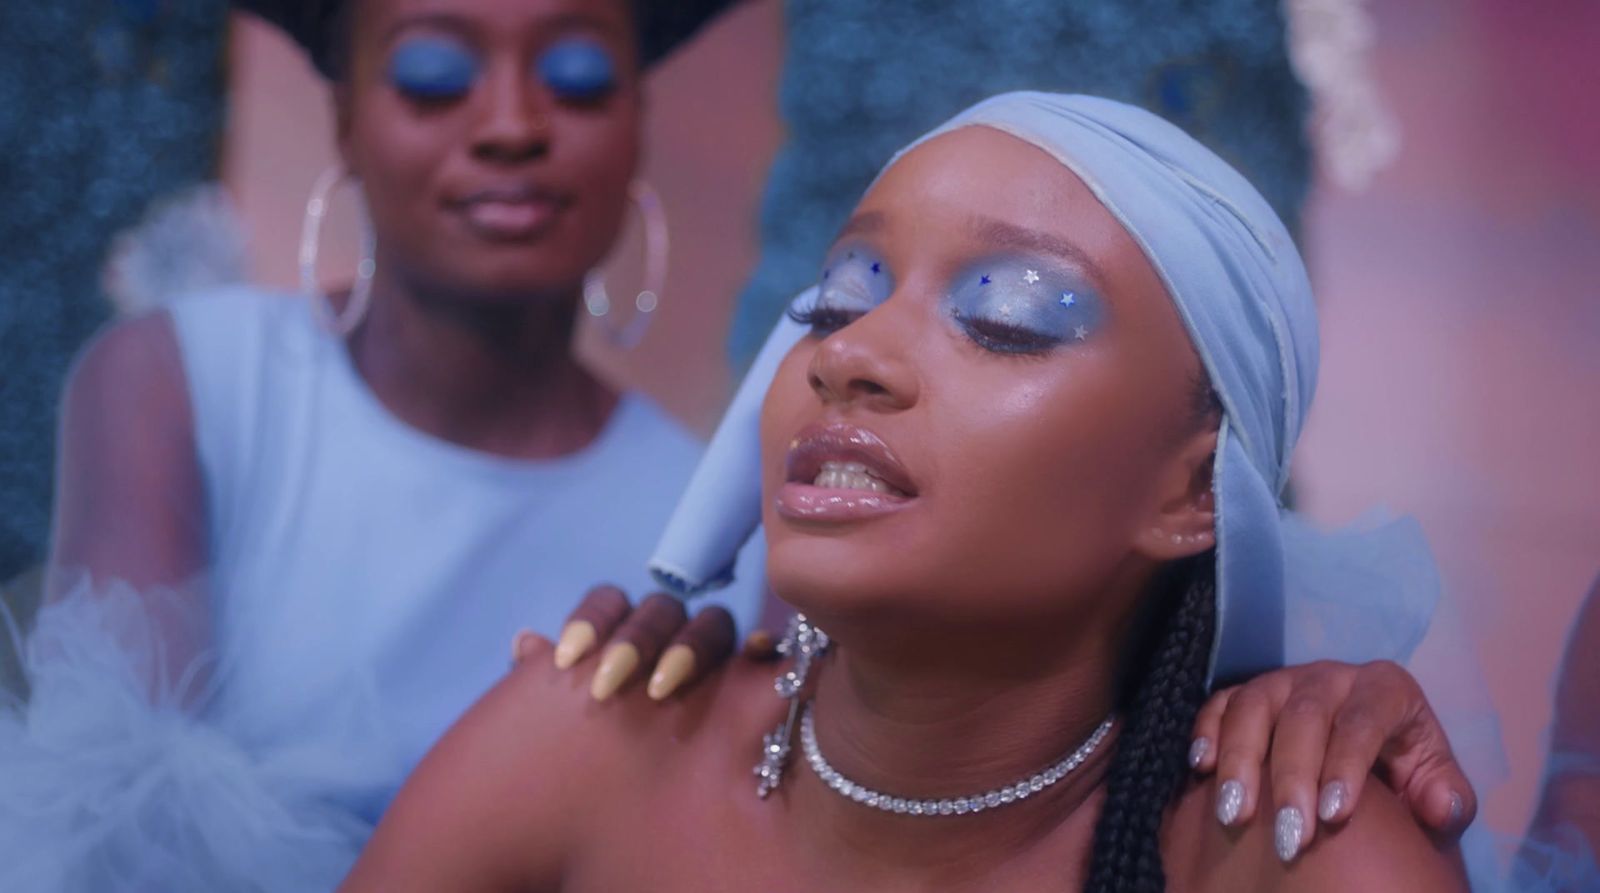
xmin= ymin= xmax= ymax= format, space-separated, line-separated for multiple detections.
xmin=1133 ymin=427 xmax=1217 ymax=560
xmin=331 ymin=81 xmax=358 ymax=175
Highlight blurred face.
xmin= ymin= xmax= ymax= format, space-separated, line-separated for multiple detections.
xmin=760 ymin=127 xmax=1215 ymax=637
xmin=338 ymin=0 xmax=641 ymax=304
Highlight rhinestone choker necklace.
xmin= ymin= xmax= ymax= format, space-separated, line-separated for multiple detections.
xmin=750 ymin=614 xmax=1115 ymax=815
xmin=799 ymin=703 xmax=1113 ymax=817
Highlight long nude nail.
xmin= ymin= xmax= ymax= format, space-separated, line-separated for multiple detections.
xmin=553 ymin=621 xmax=597 ymax=670
xmin=1217 ymin=780 xmax=1245 ymax=826
xmin=647 ymin=644 xmax=696 ymax=701
xmin=590 ymin=642 xmax=640 ymax=701
xmin=1188 ymin=737 xmax=1210 ymax=769
xmin=1275 ymin=806 xmax=1306 ymax=862
xmin=1318 ymin=780 xmax=1348 ymax=822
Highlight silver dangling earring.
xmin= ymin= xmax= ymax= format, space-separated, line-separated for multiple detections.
xmin=583 ymin=180 xmax=668 ymax=350
xmin=753 ymin=614 xmax=830 ymax=799
xmin=299 ymin=167 xmax=376 ymax=336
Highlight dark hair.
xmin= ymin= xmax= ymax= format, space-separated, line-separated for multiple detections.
xmin=1084 ymin=554 xmax=1216 ymax=892
xmin=1083 ymin=371 xmax=1222 ymax=891
xmin=238 ymin=0 xmax=739 ymax=81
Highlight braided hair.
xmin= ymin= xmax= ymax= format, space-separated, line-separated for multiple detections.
xmin=1083 ymin=554 xmax=1216 ymax=892
xmin=1083 ymin=372 xmax=1224 ymax=892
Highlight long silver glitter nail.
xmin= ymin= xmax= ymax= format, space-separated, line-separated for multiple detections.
xmin=1188 ymin=737 xmax=1210 ymax=769
xmin=1275 ymin=806 xmax=1306 ymax=862
xmin=1216 ymin=779 xmax=1245 ymax=826
xmin=1318 ymin=780 xmax=1347 ymax=822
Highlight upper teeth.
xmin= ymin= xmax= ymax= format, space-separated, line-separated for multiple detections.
xmin=813 ymin=461 xmax=903 ymax=495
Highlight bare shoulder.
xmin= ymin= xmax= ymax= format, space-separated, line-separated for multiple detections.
xmin=1284 ymin=776 xmax=1466 ymax=892
xmin=1163 ymin=774 xmax=1467 ymax=893
xmin=341 ymin=643 xmax=783 ymax=892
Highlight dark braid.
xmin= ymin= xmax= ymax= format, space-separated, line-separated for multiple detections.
xmin=1083 ymin=555 xmax=1217 ymax=893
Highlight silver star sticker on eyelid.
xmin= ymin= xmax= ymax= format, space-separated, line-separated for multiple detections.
xmin=1023 ymin=269 xmax=1040 ymax=284
xmin=1059 ymin=292 xmax=1076 ymax=308
xmin=1073 ymin=325 xmax=1089 ymax=340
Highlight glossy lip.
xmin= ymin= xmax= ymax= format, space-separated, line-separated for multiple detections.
xmin=446 ymin=183 xmax=571 ymax=242
xmin=775 ymin=422 xmax=918 ymax=523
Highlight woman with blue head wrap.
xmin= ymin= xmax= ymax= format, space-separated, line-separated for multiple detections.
xmin=341 ymin=91 xmax=1467 ymax=891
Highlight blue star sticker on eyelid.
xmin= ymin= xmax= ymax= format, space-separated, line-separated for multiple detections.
xmin=871 ymin=262 xmax=881 ymax=274
xmin=1023 ymin=269 xmax=1040 ymax=284
xmin=980 ymin=274 xmax=991 ymax=285
xmin=1059 ymin=291 xmax=1076 ymax=308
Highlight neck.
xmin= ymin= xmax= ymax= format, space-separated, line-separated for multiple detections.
xmin=345 ymin=272 xmax=619 ymax=459
xmin=786 ymin=617 xmax=1127 ymax=881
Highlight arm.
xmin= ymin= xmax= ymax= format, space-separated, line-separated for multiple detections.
xmin=1522 ymin=577 xmax=1600 ymax=862
xmin=47 ymin=312 xmax=206 ymax=595
xmin=1 ymin=314 xmax=366 ymax=890
xmin=340 ymin=638 xmax=600 ymax=892
xmin=43 ymin=313 xmax=211 ymax=693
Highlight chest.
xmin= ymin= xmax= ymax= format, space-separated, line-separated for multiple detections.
xmin=557 ymin=765 xmax=1097 ymax=893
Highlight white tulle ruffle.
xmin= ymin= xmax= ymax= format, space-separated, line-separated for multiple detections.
xmin=0 ymin=577 xmax=393 ymax=892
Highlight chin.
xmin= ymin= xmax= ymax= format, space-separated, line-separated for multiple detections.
xmin=766 ymin=534 xmax=930 ymax=620
xmin=430 ymin=262 xmax=584 ymax=306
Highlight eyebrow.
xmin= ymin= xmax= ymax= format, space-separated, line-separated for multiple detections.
xmin=383 ymin=11 xmax=625 ymax=45
xmin=834 ymin=211 xmax=886 ymax=242
xmin=383 ymin=14 xmax=472 ymax=44
xmin=966 ymin=215 xmax=1111 ymax=288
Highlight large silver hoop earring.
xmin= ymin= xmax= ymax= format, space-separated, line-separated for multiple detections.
xmin=299 ymin=167 xmax=376 ymax=336
xmin=584 ymin=180 xmax=668 ymax=350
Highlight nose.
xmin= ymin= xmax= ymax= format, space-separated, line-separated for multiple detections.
xmin=806 ymin=307 xmax=920 ymax=413
xmin=471 ymin=61 xmax=550 ymax=163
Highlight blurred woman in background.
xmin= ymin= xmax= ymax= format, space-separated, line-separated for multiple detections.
xmin=0 ymin=1 xmax=761 ymax=889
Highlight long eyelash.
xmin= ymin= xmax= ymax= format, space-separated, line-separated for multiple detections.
xmin=786 ymin=305 xmax=861 ymax=334
xmin=950 ymin=311 xmax=1060 ymax=356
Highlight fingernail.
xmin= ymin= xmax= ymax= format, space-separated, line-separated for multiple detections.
xmin=1275 ymin=806 xmax=1306 ymax=862
xmin=553 ymin=621 xmax=597 ymax=670
xmin=590 ymin=642 xmax=639 ymax=701
xmin=1318 ymin=780 xmax=1347 ymax=822
xmin=1448 ymin=791 xmax=1464 ymax=827
xmin=511 ymin=629 xmax=537 ymax=664
xmin=647 ymin=644 xmax=696 ymax=701
xmin=1188 ymin=737 xmax=1210 ymax=769
xmin=1216 ymin=779 xmax=1245 ymax=826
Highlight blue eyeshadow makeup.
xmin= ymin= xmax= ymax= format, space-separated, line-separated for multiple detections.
xmin=946 ymin=257 xmax=1105 ymax=353
xmin=815 ymin=246 xmax=895 ymax=313
xmin=788 ymin=245 xmax=895 ymax=334
xmin=536 ymin=36 xmax=618 ymax=101
xmin=387 ymin=35 xmax=479 ymax=100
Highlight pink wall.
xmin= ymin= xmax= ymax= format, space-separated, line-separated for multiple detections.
xmin=1295 ymin=0 xmax=1600 ymax=838
xmin=224 ymin=0 xmax=1598 ymax=843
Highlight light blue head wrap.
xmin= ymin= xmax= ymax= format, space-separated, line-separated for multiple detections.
xmin=650 ymin=92 xmax=1441 ymax=683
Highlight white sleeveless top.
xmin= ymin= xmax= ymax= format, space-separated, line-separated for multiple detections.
xmin=167 ymin=286 xmax=764 ymax=815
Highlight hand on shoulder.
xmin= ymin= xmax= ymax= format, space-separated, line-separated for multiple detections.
xmin=1167 ymin=772 xmax=1468 ymax=893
